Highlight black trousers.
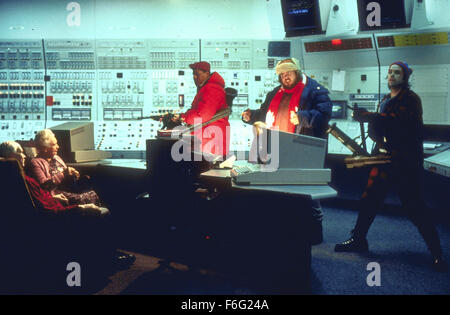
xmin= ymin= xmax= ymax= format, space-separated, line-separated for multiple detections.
xmin=353 ymin=163 xmax=442 ymax=257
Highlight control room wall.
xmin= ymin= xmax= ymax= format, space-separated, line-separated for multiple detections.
xmin=0 ymin=0 xmax=285 ymax=40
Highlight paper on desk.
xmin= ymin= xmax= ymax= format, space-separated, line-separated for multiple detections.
xmin=219 ymin=155 xmax=236 ymax=168
xmin=424 ymin=143 xmax=442 ymax=149
xmin=331 ymin=70 xmax=345 ymax=92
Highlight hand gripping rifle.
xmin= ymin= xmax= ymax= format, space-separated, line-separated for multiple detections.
xmin=138 ymin=112 xmax=182 ymax=130
xmin=326 ymin=104 xmax=391 ymax=168
xmin=157 ymin=87 xmax=237 ymax=138
xmin=139 ymin=87 xmax=237 ymax=132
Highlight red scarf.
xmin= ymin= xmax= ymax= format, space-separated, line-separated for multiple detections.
xmin=265 ymin=80 xmax=305 ymax=133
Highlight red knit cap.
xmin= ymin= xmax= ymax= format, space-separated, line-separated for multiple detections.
xmin=189 ymin=61 xmax=210 ymax=73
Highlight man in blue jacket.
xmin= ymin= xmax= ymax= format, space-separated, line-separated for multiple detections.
xmin=241 ymin=58 xmax=332 ymax=244
xmin=242 ymin=58 xmax=331 ymax=138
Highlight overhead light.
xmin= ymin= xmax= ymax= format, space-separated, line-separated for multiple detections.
xmin=9 ymin=26 xmax=24 ymax=30
xmin=218 ymin=25 xmax=236 ymax=31
xmin=107 ymin=26 xmax=136 ymax=31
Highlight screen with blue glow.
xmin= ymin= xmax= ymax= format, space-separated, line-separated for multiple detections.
xmin=281 ymin=0 xmax=323 ymax=37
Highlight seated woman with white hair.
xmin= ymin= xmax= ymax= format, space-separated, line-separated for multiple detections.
xmin=0 ymin=140 xmax=108 ymax=216
xmin=28 ymin=129 xmax=102 ymax=206
xmin=1 ymin=140 xmax=135 ymax=271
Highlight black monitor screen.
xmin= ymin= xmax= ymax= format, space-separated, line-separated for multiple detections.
xmin=268 ymin=41 xmax=291 ymax=57
xmin=358 ymin=0 xmax=409 ymax=31
xmin=281 ymin=0 xmax=323 ymax=37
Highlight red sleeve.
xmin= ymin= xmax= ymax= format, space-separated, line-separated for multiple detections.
xmin=25 ymin=176 xmax=77 ymax=213
xmin=182 ymin=86 xmax=225 ymax=125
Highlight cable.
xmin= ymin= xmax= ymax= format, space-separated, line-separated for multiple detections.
xmin=371 ymin=33 xmax=382 ymax=154
xmin=41 ymin=38 xmax=48 ymax=129
xmin=372 ymin=33 xmax=381 ymax=112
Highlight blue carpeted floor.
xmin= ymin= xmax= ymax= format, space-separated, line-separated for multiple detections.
xmin=311 ymin=206 xmax=450 ymax=294
xmin=12 ymin=202 xmax=446 ymax=295
xmin=103 ymin=204 xmax=450 ymax=295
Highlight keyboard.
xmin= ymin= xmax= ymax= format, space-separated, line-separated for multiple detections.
xmin=230 ymin=162 xmax=331 ymax=185
xmin=230 ymin=163 xmax=261 ymax=177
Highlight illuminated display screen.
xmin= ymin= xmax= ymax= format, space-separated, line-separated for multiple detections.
xmin=304 ymin=38 xmax=373 ymax=52
xmin=281 ymin=0 xmax=323 ymax=37
xmin=377 ymin=32 xmax=449 ymax=48
xmin=331 ymin=101 xmax=347 ymax=119
xmin=358 ymin=0 xmax=409 ymax=31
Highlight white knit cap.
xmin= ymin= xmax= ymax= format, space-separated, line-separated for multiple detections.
xmin=275 ymin=58 xmax=301 ymax=75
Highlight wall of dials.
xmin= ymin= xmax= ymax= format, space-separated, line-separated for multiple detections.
xmin=295 ymin=33 xmax=450 ymax=155
xmin=1 ymin=0 xmax=450 ymax=157
xmin=1 ymin=33 xmax=449 ymax=156
xmin=0 ymin=38 xmax=291 ymax=154
xmin=0 ymin=34 xmax=450 ymax=154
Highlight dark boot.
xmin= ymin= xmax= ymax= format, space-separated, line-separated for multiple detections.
xmin=335 ymin=236 xmax=369 ymax=252
xmin=432 ymin=255 xmax=448 ymax=273
xmin=407 ymin=204 xmax=446 ymax=272
xmin=310 ymin=200 xmax=323 ymax=245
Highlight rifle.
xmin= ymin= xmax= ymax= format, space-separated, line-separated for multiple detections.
xmin=157 ymin=107 xmax=232 ymax=139
xmin=326 ymin=122 xmax=391 ymax=168
xmin=138 ymin=112 xmax=182 ymax=130
xmin=139 ymin=87 xmax=237 ymax=131
xmin=347 ymin=103 xmax=368 ymax=152
xmin=326 ymin=123 xmax=369 ymax=156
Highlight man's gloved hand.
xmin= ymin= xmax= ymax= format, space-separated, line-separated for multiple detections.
xmin=242 ymin=109 xmax=251 ymax=123
xmin=352 ymin=108 xmax=373 ymax=122
xmin=161 ymin=112 xmax=182 ymax=129
xmin=171 ymin=113 xmax=181 ymax=123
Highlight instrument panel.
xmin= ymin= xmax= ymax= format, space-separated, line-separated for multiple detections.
xmin=1 ymin=37 xmax=448 ymax=156
xmin=0 ymin=38 xmax=286 ymax=154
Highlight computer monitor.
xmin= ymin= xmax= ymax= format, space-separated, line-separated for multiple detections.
xmin=268 ymin=41 xmax=291 ymax=57
xmin=250 ymin=127 xmax=327 ymax=169
xmin=50 ymin=122 xmax=96 ymax=162
xmin=331 ymin=101 xmax=347 ymax=119
xmin=358 ymin=0 xmax=409 ymax=31
xmin=281 ymin=0 xmax=323 ymax=37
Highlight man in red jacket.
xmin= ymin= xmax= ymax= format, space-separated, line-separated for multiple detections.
xmin=172 ymin=61 xmax=230 ymax=156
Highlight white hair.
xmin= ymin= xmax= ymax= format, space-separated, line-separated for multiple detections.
xmin=34 ymin=129 xmax=56 ymax=149
xmin=0 ymin=141 xmax=21 ymax=158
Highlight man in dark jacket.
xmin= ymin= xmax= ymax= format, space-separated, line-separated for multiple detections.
xmin=173 ymin=61 xmax=230 ymax=156
xmin=241 ymin=58 xmax=332 ymax=245
xmin=334 ymin=61 xmax=447 ymax=272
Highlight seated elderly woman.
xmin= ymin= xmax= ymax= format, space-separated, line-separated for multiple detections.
xmin=0 ymin=140 xmax=108 ymax=216
xmin=28 ymin=129 xmax=101 ymax=206
xmin=0 ymin=140 xmax=134 ymax=271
